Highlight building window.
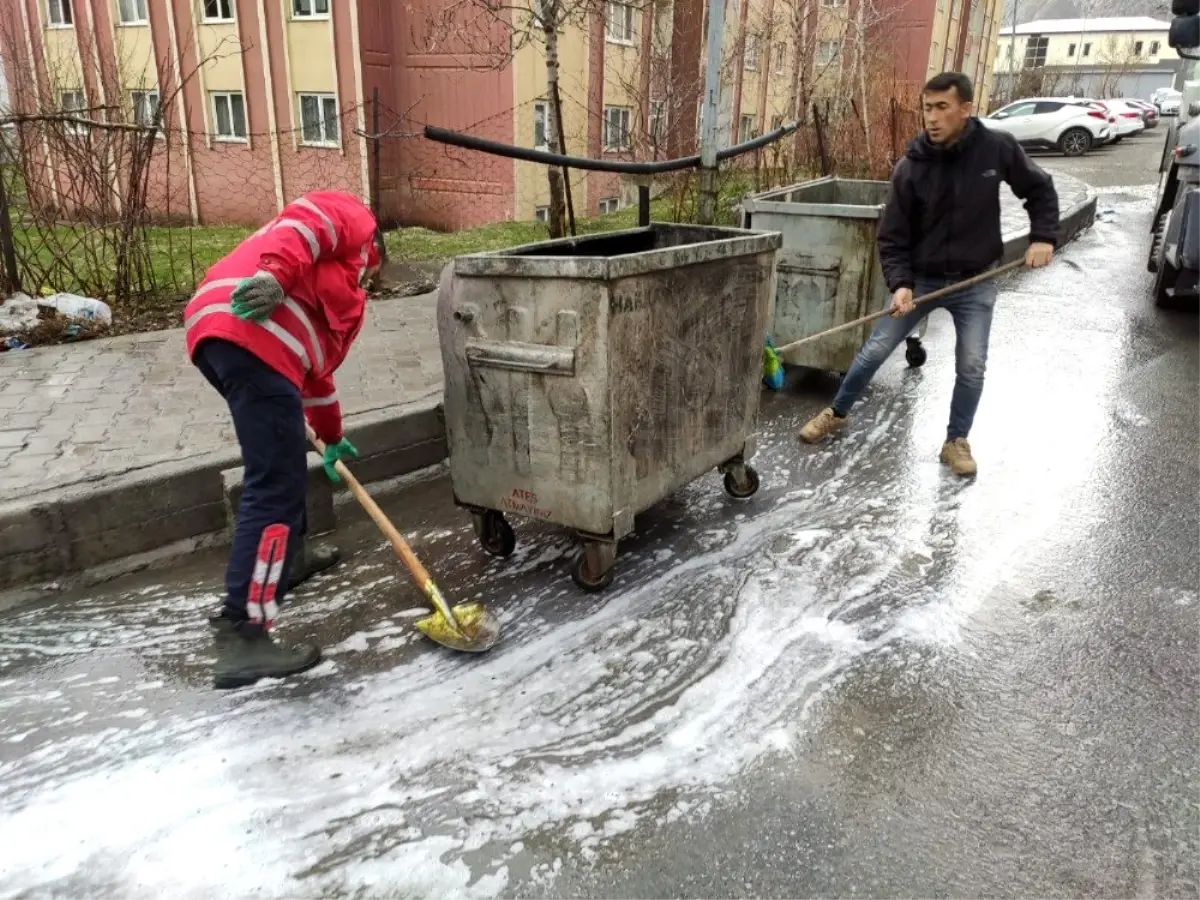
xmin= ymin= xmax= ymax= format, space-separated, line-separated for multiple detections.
xmin=771 ymin=114 xmax=783 ymax=132
xmin=1022 ymin=34 xmax=1048 ymax=67
xmin=598 ymin=197 xmax=619 ymax=215
xmin=649 ymin=99 xmax=666 ymax=144
xmin=816 ymin=40 xmax=839 ymax=66
xmin=299 ymin=93 xmax=339 ymax=145
xmin=744 ymin=37 xmax=759 ymax=70
xmin=203 ymin=0 xmax=235 ymax=22
xmin=603 ymin=105 xmax=631 ymax=150
xmin=211 ymin=91 xmax=247 ymax=141
xmin=1150 ymin=40 xmax=1160 ymax=55
xmin=46 ymin=0 xmax=72 ymax=26
xmin=821 ymin=0 xmax=846 ymax=6
xmin=1068 ymin=42 xmax=1076 ymax=56
xmin=131 ymin=89 xmax=160 ymax=130
xmin=1082 ymin=42 xmax=1091 ymax=57
xmin=60 ymin=89 xmax=86 ymax=133
xmin=117 ymin=0 xmax=148 ymax=24
xmin=738 ymin=114 xmax=756 ymax=143
xmin=293 ymin=0 xmax=330 ymax=19
xmin=605 ymin=1 xmax=634 ymax=44
xmin=775 ymin=42 xmax=787 ymax=75
xmin=533 ymin=101 xmax=550 ymax=149
xmin=1134 ymin=40 xmax=1144 ymax=55
xmin=534 ymin=206 xmax=549 ymax=223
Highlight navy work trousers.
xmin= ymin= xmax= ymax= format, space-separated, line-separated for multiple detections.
xmin=194 ymin=338 xmax=308 ymax=629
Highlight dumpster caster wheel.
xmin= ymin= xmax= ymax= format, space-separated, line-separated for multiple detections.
xmin=571 ymin=543 xmax=616 ymax=593
xmin=905 ymin=338 xmax=927 ymax=368
xmin=474 ymin=512 xmax=516 ymax=558
xmin=723 ymin=465 xmax=760 ymax=500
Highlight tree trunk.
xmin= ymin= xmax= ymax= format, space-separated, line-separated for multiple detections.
xmin=543 ymin=2 xmax=568 ymax=240
xmin=856 ymin=0 xmax=870 ymax=154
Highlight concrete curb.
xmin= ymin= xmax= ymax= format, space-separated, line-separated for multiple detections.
xmin=0 ymin=398 xmax=447 ymax=591
xmin=0 ymin=190 xmax=1098 ymax=593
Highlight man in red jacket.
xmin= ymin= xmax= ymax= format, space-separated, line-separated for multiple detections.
xmin=185 ymin=190 xmax=384 ymax=689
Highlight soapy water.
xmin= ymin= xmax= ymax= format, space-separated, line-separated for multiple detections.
xmin=0 ymin=220 xmax=1142 ymax=898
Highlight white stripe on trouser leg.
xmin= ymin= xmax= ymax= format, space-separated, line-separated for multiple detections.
xmin=247 ymin=524 xmax=290 ymax=630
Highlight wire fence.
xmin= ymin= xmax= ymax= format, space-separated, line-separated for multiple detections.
xmin=0 ymin=86 xmax=923 ymax=330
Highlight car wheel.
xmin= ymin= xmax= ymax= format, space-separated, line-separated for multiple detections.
xmin=1059 ymin=127 xmax=1092 ymax=157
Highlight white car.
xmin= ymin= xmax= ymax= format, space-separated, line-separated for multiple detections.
xmin=981 ymin=97 xmax=1112 ymax=157
xmin=1096 ymin=99 xmax=1147 ymax=138
xmin=1157 ymin=90 xmax=1183 ymax=116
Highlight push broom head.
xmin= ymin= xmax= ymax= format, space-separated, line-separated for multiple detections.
xmin=415 ymin=602 xmax=502 ymax=653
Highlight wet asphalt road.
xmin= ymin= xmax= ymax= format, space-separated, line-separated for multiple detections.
xmin=1 ymin=134 xmax=1197 ymax=899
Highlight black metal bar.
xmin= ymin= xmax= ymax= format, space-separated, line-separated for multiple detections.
xmin=422 ymin=121 xmax=799 ymax=175
xmin=0 ymin=172 xmax=20 ymax=296
xmin=638 ymin=184 xmax=650 ymax=227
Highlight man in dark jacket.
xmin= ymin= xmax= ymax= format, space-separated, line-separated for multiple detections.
xmin=798 ymin=71 xmax=1059 ymax=476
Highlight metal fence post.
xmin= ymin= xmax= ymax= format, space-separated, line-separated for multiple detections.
xmin=0 ymin=172 xmax=20 ymax=296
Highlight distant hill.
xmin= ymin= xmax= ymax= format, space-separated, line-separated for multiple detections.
xmin=999 ymin=0 xmax=1171 ymax=26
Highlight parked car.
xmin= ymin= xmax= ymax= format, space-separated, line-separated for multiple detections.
xmin=981 ymin=97 xmax=1112 ymax=156
xmin=1068 ymin=99 xmax=1121 ymax=143
xmin=1157 ymin=90 xmax=1183 ymax=116
xmin=1126 ymin=98 xmax=1160 ymax=129
xmin=1094 ymin=99 xmax=1147 ymax=140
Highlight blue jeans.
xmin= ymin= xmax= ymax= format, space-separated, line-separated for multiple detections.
xmin=832 ymin=275 xmax=998 ymax=441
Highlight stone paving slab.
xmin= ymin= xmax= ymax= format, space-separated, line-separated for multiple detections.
xmin=0 ymin=291 xmax=443 ymax=502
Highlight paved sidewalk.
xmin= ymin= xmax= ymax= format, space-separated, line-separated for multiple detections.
xmin=0 ymin=291 xmax=442 ymax=501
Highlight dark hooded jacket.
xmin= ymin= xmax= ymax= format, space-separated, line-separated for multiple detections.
xmin=876 ymin=116 xmax=1060 ymax=293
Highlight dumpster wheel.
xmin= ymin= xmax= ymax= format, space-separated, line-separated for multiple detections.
xmin=474 ymin=511 xmax=516 ymax=559
xmin=572 ymin=542 xmax=617 ymax=592
xmin=905 ymin=337 xmax=927 ymax=368
xmin=722 ymin=464 xmax=761 ymax=500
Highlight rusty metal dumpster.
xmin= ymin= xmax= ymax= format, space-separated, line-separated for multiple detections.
xmin=436 ymin=223 xmax=782 ymax=591
xmin=740 ymin=176 xmax=928 ymax=374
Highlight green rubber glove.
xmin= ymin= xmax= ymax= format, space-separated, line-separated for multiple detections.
xmin=321 ymin=438 xmax=359 ymax=483
xmin=230 ymin=272 xmax=285 ymax=322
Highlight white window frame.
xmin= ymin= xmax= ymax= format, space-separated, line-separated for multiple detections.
xmin=298 ymin=92 xmax=340 ymax=147
xmin=292 ymin=0 xmax=330 ymax=20
xmin=774 ymin=42 xmax=787 ymax=75
xmin=738 ymin=113 xmax=756 ymax=143
xmin=60 ymin=90 xmax=87 ymax=135
xmin=1149 ymin=40 xmax=1160 ymax=55
xmin=117 ymin=0 xmax=148 ymax=25
xmin=822 ymin=0 xmax=847 ymax=7
xmin=46 ymin=0 xmax=73 ymax=27
xmin=130 ymin=89 xmax=161 ymax=133
xmin=744 ymin=37 xmax=759 ymax=71
xmin=211 ymin=90 xmax=248 ymax=142
xmin=598 ymin=197 xmax=619 ymax=215
xmin=816 ymin=40 xmax=840 ymax=66
xmin=202 ymin=0 xmax=236 ymax=22
xmin=533 ymin=100 xmax=550 ymax=150
xmin=605 ymin=1 xmax=634 ymax=45
xmin=534 ymin=206 xmax=550 ymax=223
xmin=603 ymin=105 xmax=631 ymax=151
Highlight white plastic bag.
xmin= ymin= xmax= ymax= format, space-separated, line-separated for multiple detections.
xmin=0 ymin=292 xmax=41 ymax=335
xmin=39 ymin=293 xmax=113 ymax=326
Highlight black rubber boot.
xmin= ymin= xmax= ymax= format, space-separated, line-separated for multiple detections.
xmin=285 ymin=540 xmax=341 ymax=592
xmin=210 ymin=615 xmax=322 ymax=690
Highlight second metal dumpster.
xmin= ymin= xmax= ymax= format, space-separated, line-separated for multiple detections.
xmin=436 ymin=223 xmax=782 ymax=591
xmin=741 ymin=176 xmax=928 ymax=374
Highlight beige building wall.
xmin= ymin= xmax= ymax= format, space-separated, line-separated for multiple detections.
xmin=994 ymin=28 xmax=1171 ymax=73
xmin=513 ymin=5 xmax=592 ymax=221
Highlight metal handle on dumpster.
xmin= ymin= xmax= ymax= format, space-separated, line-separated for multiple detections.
xmin=465 ymin=338 xmax=577 ymax=376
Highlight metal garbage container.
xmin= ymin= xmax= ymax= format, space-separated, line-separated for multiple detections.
xmin=741 ymin=176 xmax=929 ymax=374
xmin=436 ymin=223 xmax=782 ymax=591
